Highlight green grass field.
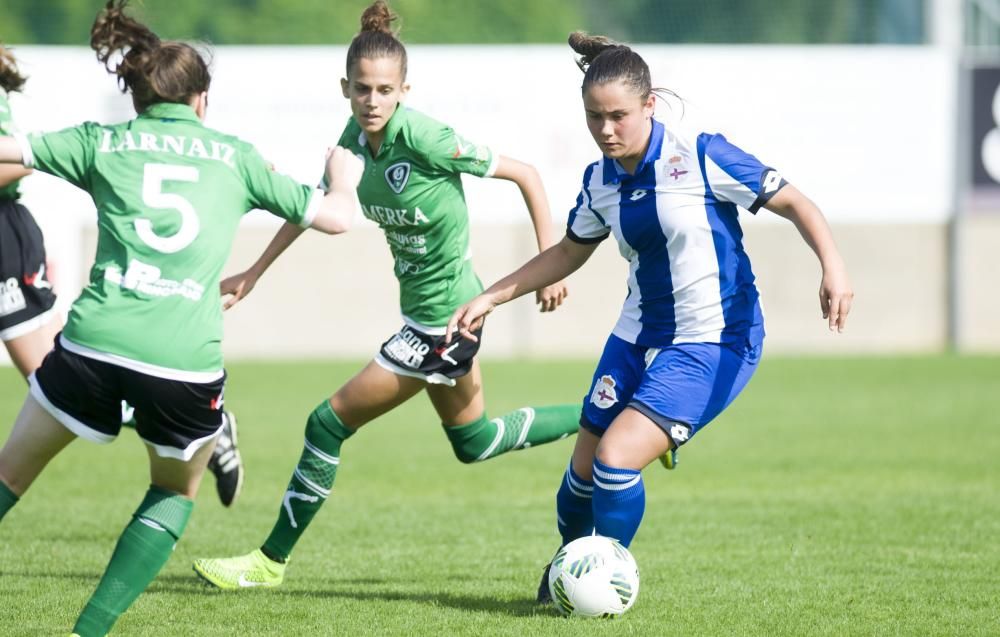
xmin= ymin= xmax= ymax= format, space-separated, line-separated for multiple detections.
xmin=1 ymin=356 xmax=998 ymax=636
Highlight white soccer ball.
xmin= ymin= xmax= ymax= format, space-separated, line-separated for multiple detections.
xmin=547 ymin=535 xmax=640 ymax=618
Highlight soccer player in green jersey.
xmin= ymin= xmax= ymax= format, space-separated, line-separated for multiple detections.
xmin=192 ymin=0 xmax=582 ymax=589
xmin=0 ymin=2 xmax=363 ymax=635
xmin=0 ymin=43 xmax=246 ymax=508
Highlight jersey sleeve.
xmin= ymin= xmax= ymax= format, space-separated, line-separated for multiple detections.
xmin=414 ymin=121 xmax=498 ymax=178
xmin=19 ymin=122 xmax=101 ymax=190
xmin=566 ymin=163 xmax=610 ymax=244
xmin=0 ymin=100 xmax=14 ymax=137
xmin=701 ymin=133 xmax=787 ymax=214
xmin=242 ymin=145 xmax=323 ymax=228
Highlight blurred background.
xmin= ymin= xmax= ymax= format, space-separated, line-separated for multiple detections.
xmin=2 ymin=0 xmax=998 ymax=364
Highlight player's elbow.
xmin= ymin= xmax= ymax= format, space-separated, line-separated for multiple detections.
xmin=311 ymin=196 xmax=358 ymax=235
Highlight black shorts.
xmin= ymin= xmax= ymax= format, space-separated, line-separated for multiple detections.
xmin=375 ymin=320 xmax=483 ymax=385
xmin=0 ymin=199 xmax=58 ymax=341
xmin=30 ymin=335 xmax=227 ymax=460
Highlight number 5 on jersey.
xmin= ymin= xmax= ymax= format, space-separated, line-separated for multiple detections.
xmin=137 ymin=163 xmax=201 ymax=253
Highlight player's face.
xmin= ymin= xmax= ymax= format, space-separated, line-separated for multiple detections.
xmin=341 ymin=56 xmax=409 ymax=135
xmin=582 ymin=81 xmax=655 ymax=162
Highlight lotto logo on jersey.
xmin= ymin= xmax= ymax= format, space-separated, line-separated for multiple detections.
xmin=385 ymin=162 xmax=411 ymax=194
xmin=670 ymin=422 xmax=692 ymax=443
xmin=590 ymin=374 xmax=619 ymax=409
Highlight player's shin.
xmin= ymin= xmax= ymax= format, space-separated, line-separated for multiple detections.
xmin=591 ymin=458 xmax=645 ymax=548
xmin=72 ymin=486 xmax=192 ymax=637
xmin=0 ymin=479 xmax=18 ymax=521
xmin=443 ymin=404 xmax=579 ymax=463
xmin=261 ymin=400 xmax=354 ymax=561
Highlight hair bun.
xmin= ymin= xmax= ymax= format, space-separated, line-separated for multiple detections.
xmin=568 ymin=31 xmax=621 ymax=70
xmin=360 ymin=0 xmax=398 ymax=35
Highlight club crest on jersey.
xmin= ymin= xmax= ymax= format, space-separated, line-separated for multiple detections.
xmin=385 ymin=162 xmax=411 ymax=194
xmin=590 ymin=374 xmax=619 ymax=409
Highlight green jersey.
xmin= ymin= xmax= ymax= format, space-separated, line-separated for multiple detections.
xmin=19 ymin=102 xmax=321 ymax=381
xmin=0 ymin=90 xmax=22 ymax=200
xmin=336 ymin=106 xmax=497 ymax=329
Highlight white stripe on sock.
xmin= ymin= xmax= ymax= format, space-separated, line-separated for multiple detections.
xmin=513 ymin=407 xmax=536 ymax=449
xmin=476 ymin=418 xmax=506 ymax=462
xmin=304 ymin=439 xmax=340 ymax=465
xmin=593 ymin=474 xmax=642 ymax=491
xmin=293 ymin=469 xmax=331 ymax=497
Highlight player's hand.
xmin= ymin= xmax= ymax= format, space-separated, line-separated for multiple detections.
xmin=220 ymin=269 xmax=260 ymax=311
xmin=819 ymin=260 xmax=853 ymax=332
xmin=446 ymin=294 xmax=497 ymax=344
xmin=325 ymin=146 xmax=363 ymax=191
xmin=535 ymin=280 xmax=568 ymax=313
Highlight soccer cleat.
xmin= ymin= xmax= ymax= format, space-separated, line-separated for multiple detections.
xmin=192 ymin=549 xmax=286 ymax=590
xmin=536 ymin=561 xmax=553 ymax=604
xmin=208 ymin=410 xmax=244 ymax=507
xmin=658 ymin=448 xmax=679 ymax=470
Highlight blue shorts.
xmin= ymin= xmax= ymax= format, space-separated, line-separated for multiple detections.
xmin=580 ymin=334 xmax=763 ymax=447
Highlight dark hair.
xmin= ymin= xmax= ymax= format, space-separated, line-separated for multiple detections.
xmin=568 ymin=31 xmax=681 ymax=107
xmin=90 ymin=0 xmax=211 ymax=112
xmin=346 ymin=1 xmax=408 ymax=80
xmin=0 ymin=45 xmax=27 ymax=93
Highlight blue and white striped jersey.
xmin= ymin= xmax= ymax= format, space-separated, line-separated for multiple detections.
xmin=567 ymin=119 xmax=784 ymax=347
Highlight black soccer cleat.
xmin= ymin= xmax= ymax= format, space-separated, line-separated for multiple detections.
xmin=208 ymin=410 xmax=244 ymax=507
xmin=536 ymin=561 xmax=553 ymax=604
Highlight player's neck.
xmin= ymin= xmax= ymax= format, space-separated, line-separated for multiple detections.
xmin=618 ymin=121 xmax=654 ymax=175
xmin=366 ymin=130 xmax=385 ymax=156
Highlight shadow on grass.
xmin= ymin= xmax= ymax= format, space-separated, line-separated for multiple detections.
xmin=169 ymin=573 xmax=548 ymax=617
xmin=1 ymin=571 xmax=554 ymax=618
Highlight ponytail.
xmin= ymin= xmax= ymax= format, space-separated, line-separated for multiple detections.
xmin=90 ymin=0 xmax=211 ymax=111
xmin=0 ymin=45 xmax=27 ymax=93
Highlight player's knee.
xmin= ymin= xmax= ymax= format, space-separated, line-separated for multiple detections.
xmin=134 ymin=486 xmax=193 ymax=541
xmin=304 ymin=401 xmax=355 ymax=447
xmin=442 ymin=415 xmax=492 ymax=464
xmin=446 ymin=436 xmax=479 ymax=464
xmin=594 ymin=441 xmax=630 ymax=469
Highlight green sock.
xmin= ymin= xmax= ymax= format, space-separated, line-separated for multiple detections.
xmin=0 ymin=480 xmax=18 ymax=522
xmin=262 ymin=400 xmax=354 ymax=561
xmin=444 ymin=404 xmax=580 ymax=463
xmin=72 ymin=486 xmax=192 ymax=637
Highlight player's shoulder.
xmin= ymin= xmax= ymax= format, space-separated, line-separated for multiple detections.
xmin=397 ymin=107 xmax=452 ymax=146
xmin=580 ymin=158 xmax=603 ymax=185
xmin=337 ymin=116 xmax=363 ymax=148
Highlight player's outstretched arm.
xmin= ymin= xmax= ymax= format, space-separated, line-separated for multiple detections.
xmin=311 ymin=146 xmax=363 ymax=234
xmin=447 ymin=235 xmax=598 ymax=343
xmin=491 ymin=156 xmax=568 ymax=313
xmin=764 ymin=184 xmax=854 ymax=332
xmin=222 ymin=147 xmax=363 ymax=310
xmin=219 ymin=222 xmax=304 ymax=310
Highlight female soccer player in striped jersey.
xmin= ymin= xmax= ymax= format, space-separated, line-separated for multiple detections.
xmin=192 ymin=0 xmax=581 ymax=589
xmin=0 ymin=43 xmax=246 ymax=509
xmin=0 ymin=2 xmax=362 ymax=635
xmin=447 ymin=32 xmax=854 ymax=602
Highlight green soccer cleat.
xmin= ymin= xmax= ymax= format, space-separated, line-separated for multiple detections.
xmin=659 ymin=448 xmax=678 ymax=470
xmin=193 ymin=549 xmax=286 ymax=590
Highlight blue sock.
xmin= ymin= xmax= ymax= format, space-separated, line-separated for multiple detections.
xmin=592 ymin=458 xmax=645 ymax=547
xmin=555 ymin=462 xmax=594 ymax=546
